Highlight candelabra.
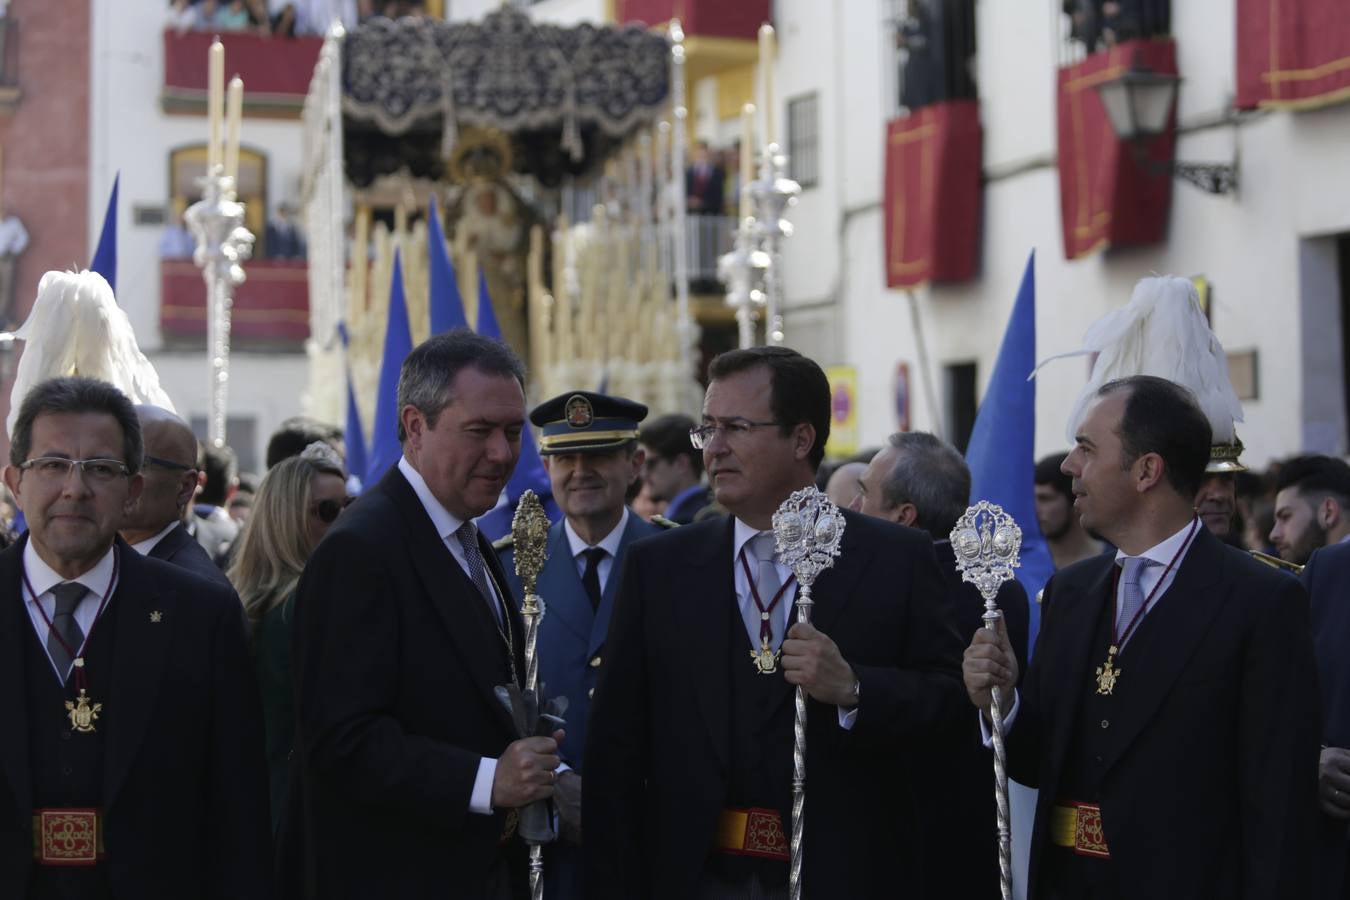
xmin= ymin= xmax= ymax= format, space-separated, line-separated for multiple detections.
xmin=748 ymin=144 xmax=800 ymax=346
xmin=718 ymin=217 xmax=770 ymax=349
xmin=185 ymin=166 xmax=254 ymax=448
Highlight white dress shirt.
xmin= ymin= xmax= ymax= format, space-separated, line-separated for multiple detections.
xmin=23 ymin=542 xmax=119 ymax=681
xmin=563 ymin=508 xmax=629 ymax=594
xmin=982 ymin=518 xmax=1200 ymax=742
xmin=129 ymin=520 xmax=179 ymax=556
xmin=398 ymin=456 xmax=510 ymax=816
xmin=731 ymin=518 xmax=857 ymax=730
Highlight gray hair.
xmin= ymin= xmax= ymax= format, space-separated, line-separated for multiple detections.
xmin=10 ymin=377 xmax=144 ymax=475
xmin=395 ymin=329 xmax=525 ymax=442
xmin=881 ymin=432 xmax=970 ymax=538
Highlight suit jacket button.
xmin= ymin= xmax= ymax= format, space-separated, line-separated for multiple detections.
xmin=589 ymin=656 xmax=601 ymax=668
xmin=588 ymin=687 xmax=595 ymax=699
xmin=1100 ymin=719 xmax=1109 ymax=729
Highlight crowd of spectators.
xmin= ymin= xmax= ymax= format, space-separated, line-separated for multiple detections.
xmin=1062 ymin=0 xmax=1171 ymax=55
xmin=165 ymin=0 xmax=428 ymax=38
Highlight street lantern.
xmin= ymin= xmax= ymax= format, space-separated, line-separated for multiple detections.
xmin=1093 ymin=65 xmax=1238 ymax=196
xmin=1096 ymin=66 xmax=1180 ymax=140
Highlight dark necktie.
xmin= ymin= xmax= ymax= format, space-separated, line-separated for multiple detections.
xmin=455 ymin=521 xmax=503 ymax=627
xmin=580 ymin=548 xmax=607 ymax=613
xmin=49 ymin=582 xmax=88 ymax=681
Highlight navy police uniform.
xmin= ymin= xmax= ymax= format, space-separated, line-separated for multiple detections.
xmin=496 ymin=391 xmax=673 ymax=900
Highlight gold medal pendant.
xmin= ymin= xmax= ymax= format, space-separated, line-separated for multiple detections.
xmin=65 ymin=688 xmax=103 ymax=733
xmin=1094 ymin=645 xmax=1121 ymax=696
xmin=750 ymin=636 xmax=781 ymax=675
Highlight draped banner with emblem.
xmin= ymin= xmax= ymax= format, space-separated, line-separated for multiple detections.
xmin=1236 ymin=0 xmax=1350 ymax=110
xmin=883 ymin=100 xmax=981 ymax=290
xmin=1056 ymin=39 xmax=1176 ymax=261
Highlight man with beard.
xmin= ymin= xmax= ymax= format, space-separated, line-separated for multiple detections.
xmin=496 ymin=390 xmax=669 ymax=900
xmin=1034 ymin=452 xmax=1103 ymax=570
xmin=1270 ymin=454 xmax=1350 ymax=566
xmin=584 ymin=346 xmax=964 ymax=899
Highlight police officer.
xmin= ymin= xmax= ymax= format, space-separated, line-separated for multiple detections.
xmin=497 ymin=390 xmax=672 ymax=900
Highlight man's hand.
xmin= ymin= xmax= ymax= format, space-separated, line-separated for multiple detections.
xmin=781 ymin=622 xmax=856 ymax=708
xmin=963 ymin=617 xmax=1017 ymax=714
xmin=491 ymin=730 xmax=563 ymax=809
xmin=1319 ymin=747 xmax=1350 ymax=819
xmin=556 ymin=771 xmax=583 ymax=845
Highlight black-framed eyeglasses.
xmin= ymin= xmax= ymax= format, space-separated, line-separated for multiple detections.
xmin=144 ymin=455 xmax=197 ymax=472
xmin=310 ymin=496 xmax=353 ymax=524
xmin=688 ymin=419 xmax=782 ymax=450
xmin=18 ymin=457 xmax=130 ymax=483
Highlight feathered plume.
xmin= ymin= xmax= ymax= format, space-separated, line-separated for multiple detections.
xmin=1037 ymin=275 xmax=1243 ymax=445
xmin=7 ymin=270 xmax=174 ymax=436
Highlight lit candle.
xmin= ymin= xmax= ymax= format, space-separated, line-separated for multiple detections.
xmin=758 ymin=24 xmax=776 ymax=148
xmin=208 ymin=39 xmax=224 ymax=171
xmin=740 ymin=103 xmax=755 ymax=220
xmin=224 ymin=76 xmax=243 ymax=184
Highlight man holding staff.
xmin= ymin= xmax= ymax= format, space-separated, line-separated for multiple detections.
xmin=964 ymin=375 xmax=1319 ymax=898
xmin=584 ymin=346 xmax=964 ymax=899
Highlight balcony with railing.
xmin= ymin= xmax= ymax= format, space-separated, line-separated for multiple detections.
xmin=160 ymin=258 xmax=309 ymax=348
xmin=162 ymin=27 xmax=323 ymax=117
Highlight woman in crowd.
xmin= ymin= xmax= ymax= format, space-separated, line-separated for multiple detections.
xmin=227 ymin=442 xmax=349 ymax=831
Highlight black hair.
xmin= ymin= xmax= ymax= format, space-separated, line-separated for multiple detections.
xmin=1097 ymin=375 xmax=1211 ymax=499
xmin=9 ymin=377 xmax=143 ymax=475
xmin=198 ymin=443 xmax=238 ymax=506
xmin=1035 ymin=452 xmax=1073 ymax=501
xmin=707 ymin=346 xmax=831 ymax=470
xmin=639 ymin=413 xmax=703 ymax=475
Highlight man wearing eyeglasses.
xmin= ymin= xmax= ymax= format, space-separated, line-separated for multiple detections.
xmin=0 ymin=376 xmax=272 ymax=898
xmin=119 ymin=405 xmax=231 ymax=587
xmin=584 ymin=346 xmax=966 ymax=899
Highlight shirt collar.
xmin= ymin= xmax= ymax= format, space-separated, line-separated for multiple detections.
xmin=1114 ymin=517 xmax=1200 ymax=568
xmin=733 ymin=517 xmax=775 ymax=563
xmin=563 ymin=508 xmax=630 ymax=559
xmin=130 ymin=520 xmax=180 ymax=556
xmin=23 ymin=539 xmax=117 ymax=601
xmin=398 ymin=456 xmax=466 ymax=542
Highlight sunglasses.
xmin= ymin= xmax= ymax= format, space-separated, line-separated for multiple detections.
xmin=311 ymin=496 xmax=353 ymax=524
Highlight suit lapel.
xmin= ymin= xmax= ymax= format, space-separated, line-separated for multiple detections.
xmin=383 ymin=471 xmax=518 ymax=739
xmin=103 ymin=541 xmax=172 ymax=808
xmin=146 ymin=523 xmax=188 ymax=564
xmin=480 ymin=529 xmax=526 ymax=682
xmin=1043 ymin=556 xmax=1115 ymax=783
xmin=588 ymin=516 xmax=653 ymax=657
xmin=0 ymin=542 xmax=31 ymax=813
xmin=1098 ymin=528 xmax=1225 ymax=773
xmin=678 ymin=519 xmax=735 ymax=770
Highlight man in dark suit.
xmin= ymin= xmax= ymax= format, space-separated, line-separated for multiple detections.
xmin=584 ymin=346 xmax=965 ymax=899
xmin=685 ymin=141 xmax=725 ymax=216
xmin=119 ymin=405 xmax=231 ymax=587
xmin=1302 ymin=541 xmax=1350 ymax=898
xmin=0 ymin=376 xmax=271 ymax=899
xmin=287 ymin=330 xmax=561 ymax=899
xmin=965 ymin=375 xmax=1320 ymax=899
xmin=497 ymin=390 xmax=669 ymax=900
xmin=856 ymin=429 xmax=1029 ymax=899
xmin=639 ymin=412 xmax=714 ymax=524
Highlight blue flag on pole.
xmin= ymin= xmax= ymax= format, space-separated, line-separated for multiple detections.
xmin=427 ymin=196 xmax=469 ymax=335
xmin=475 ymin=266 xmax=502 ymax=339
xmin=90 ymin=173 xmax=120 ymax=295
xmin=964 ymin=251 xmax=1055 ymax=657
xmin=367 ymin=250 xmax=413 ymax=484
xmin=337 ymin=323 xmax=369 ymax=491
xmin=471 ymin=267 xmax=558 ymax=540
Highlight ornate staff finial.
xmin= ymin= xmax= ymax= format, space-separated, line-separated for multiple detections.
xmin=511 ymin=489 xmax=550 ymax=599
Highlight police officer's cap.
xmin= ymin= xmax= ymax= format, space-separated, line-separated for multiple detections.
xmin=531 ymin=391 xmax=649 ymax=456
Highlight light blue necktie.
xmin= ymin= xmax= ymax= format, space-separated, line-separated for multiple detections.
xmin=1116 ymin=556 xmax=1158 ymax=645
xmin=743 ymin=532 xmax=784 ymax=651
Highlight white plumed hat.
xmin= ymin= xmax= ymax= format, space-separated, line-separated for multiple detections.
xmin=7 ymin=269 xmax=174 ymax=436
xmin=1038 ymin=275 xmax=1245 ymax=472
